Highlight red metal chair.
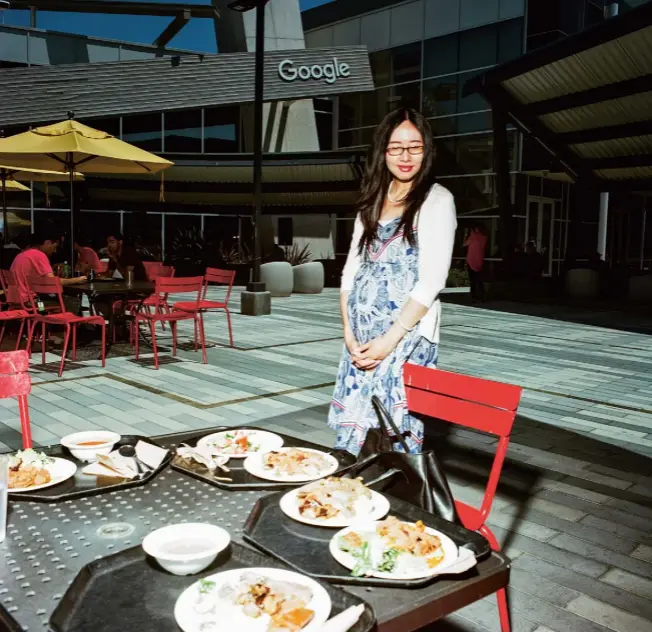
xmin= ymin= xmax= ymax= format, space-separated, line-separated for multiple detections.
xmin=0 ymin=270 xmax=34 ymax=351
xmin=133 ymin=276 xmax=206 ymax=369
xmin=25 ymin=276 xmax=106 ymax=377
xmin=404 ymin=365 xmax=522 ymax=632
xmin=143 ymin=261 xmax=164 ymax=281
xmin=0 ymin=350 xmax=33 ymax=448
xmin=173 ymin=267 xmax=236 ymax=348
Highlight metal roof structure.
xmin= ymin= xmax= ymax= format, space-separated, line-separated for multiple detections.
xmin=466 ymin=1 xmax=652 ymax=192
xmin=82 ymin=150 xmax=366 ymax=213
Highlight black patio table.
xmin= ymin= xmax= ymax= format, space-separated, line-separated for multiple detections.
xmin=64 ymin=280 xmax=154 ymax=351
xmin=0 ymin=428 xmax=510 ymax=632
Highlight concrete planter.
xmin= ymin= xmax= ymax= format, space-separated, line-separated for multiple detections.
xmin=292 ymin=262 xmax=324 ymax=294
xmin=628 ymin=274 xmax=652 ymax=301
xmin=260 ymin=261 xmax=293 ymax=297
xmin=565 ymin=268 xmax=600 ymax=298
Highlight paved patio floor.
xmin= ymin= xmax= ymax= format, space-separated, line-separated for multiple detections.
xmin=1 ymin=288 xmax=651 ymax=632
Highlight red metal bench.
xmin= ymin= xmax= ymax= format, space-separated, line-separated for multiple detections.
xmin=404 ymin=364 xmax=522 ymax=632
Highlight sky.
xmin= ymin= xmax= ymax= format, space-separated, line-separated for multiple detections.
xmin=1 ymin=0 xmax=335 ymax=53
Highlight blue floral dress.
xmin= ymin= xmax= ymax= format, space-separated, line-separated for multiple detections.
xmin=328 ymin=218 xmax=439 ymax=456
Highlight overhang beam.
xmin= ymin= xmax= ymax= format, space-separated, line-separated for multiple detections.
xmin=585 ymin=153 xmax=652 ymax=171
xmin=559 ymin=120 xmax=652 ymax=145
xmin=9 ymin=1 xmax=218 ymax=18
xmin=521 ymin=76 xmax=652 ymax=118
xmin=154 ymin=10 xmax=191 ymax=48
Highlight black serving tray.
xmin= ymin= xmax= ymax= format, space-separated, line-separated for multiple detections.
xmin=9 ymin=435 xmax=172 ymax=503
xmin=243 ymin=492 xmax=490 ymax=589
xmin=170 ymin=426 xmax=357 ymax=491
xmin=0 ymin=604 xmax=21 ymax=631
xmin=49 ymin=541 xmax=376 ymax=632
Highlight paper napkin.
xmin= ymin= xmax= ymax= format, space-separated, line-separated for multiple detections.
xmin=82 ymin=441 xmax=168 ymax=479
xmin=433 ymin=546 xmax=477 ymax=576
xmin=319 ymin=605 xmax=365 ymax=632
xmin=176 ymin=444 xmax=230 ymax=473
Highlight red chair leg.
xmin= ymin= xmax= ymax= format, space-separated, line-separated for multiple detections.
xmin=17 ymin=394 xmax=33 ymax=449
xmin=134 ymin=318 xmax=140 ymax=360
xmin=225 ymin=307 xmax=234 ymax=347
xmin=0 ymin=323 xmax=5 ymax=348
xmin=14 ymin=319 xmax=25 ymax=351
xmin=26 ymin=320 xmax=35 ymax=358
xmin=198 ymin=313 xmax=207 ymax=364
xmin=479 ymin=524 xmax=511 ymax=632
xmin=72 ymin=325 xmax=77 ymax=361
xmin=148 ymin=320 xmax=159 ymax=369
xmin=100 ymin=322 xmax=106 ymax=367
xmin=193 ymin=317 xmax=199 ymax=351
xmin=41 ymin=321 xmax=47 ymax=366
xmin=59 ymin=325 xmax=72 ymax=377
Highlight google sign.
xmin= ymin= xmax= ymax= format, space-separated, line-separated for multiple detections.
xmin=278 ymin=58 xmax=351 ymax=84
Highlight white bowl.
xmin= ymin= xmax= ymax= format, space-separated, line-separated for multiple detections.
xmin=142 ymin=523 xmax=231 ymax=576
xmin=60 ymin=431 xmax=121 ymax=462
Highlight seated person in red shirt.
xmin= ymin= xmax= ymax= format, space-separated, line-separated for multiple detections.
xmin=74 ymin=238 xmax=102 ymax=274
xmin=106 ymin=233 xmax=147 ymax=281
xmin=9 ymin=230 xmax=86 ymax=305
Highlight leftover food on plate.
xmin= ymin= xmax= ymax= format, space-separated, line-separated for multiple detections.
xmin=8 ymin=449 xmax=54 ymax=489
xmin=296 ymin=477 xmax=372 ymax=521
xmin=208 ymin=430 xmax=260 ymax=456
xmin=263 ymin=448 xmax=333 ymax=478
xmin=187 ymin=571 xmax=319 ymax=632
xmin=336 ymin=516 xmax=447 ymax=578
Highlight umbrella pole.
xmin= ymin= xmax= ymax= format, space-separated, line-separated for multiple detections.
xmin=1 ymin=170 xmax=7 ymax=247
xmin=69 ymin=155 xmax=75 ymax=267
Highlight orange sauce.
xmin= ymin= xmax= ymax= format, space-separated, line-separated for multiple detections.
xmin=76 ymin=440 xmax=108 ymax=446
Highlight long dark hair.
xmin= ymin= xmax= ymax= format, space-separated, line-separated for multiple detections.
xmin=357 ymin=108 xmax=435 ymax=253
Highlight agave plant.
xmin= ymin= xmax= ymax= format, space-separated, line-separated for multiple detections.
xmin=283 ymin=243 xmax=312 ymax=266
xmin=170 ymin=227 xmax=206 ymax=262
xmin=217 ymin=242 xmax=252 ymax=265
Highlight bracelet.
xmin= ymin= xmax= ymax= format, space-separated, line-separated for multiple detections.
xmin=397 ymin=316 xmax=415 ymax=332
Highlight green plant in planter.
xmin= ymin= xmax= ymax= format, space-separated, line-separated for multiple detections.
xmin=171 ymin=227 xmax=206 ymax=263
xmin=283 ymin=243 xmax=312 ymax=266
xmin=217 ymin=242 xmax=252 ymax=265
xmin=447 ymin=267 xmax=469 ymax=287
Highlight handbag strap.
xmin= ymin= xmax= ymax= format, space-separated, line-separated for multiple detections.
xmin=371 ymin=395 xmax=411 ymax=453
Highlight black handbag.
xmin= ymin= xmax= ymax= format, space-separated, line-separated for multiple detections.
xmin=345 ymin=395 xmax=460 ymax=524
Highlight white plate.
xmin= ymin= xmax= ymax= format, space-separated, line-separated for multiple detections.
xmin=280 ymin=485 xmax=391 ymax=528
xmin=329 ymin=520 xmax=459 ymax=580
xmin=9 ymin=457 xmax=77 ymax=493
xmin=174 ymin=567 xmax=331 ymax=632
xmin=243 ymin=448 xmax=339 ymax=483
xmin=197 ymin=429 xmax=283 ymax=459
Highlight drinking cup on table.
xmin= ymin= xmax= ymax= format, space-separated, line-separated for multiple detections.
xmin=0 ymin=456 xmax=8 ymax=543
xmin=126 ymin=266 xmax=134 ymax=287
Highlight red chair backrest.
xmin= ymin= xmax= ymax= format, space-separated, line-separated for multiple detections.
xmin=204 ymin=267 xmax=235 ymax=303
xmin=26 ymin=275 xmax=66 ymax=313
xmin=1 ymin=269 xmax=24 ymax=307
xmin=404 ymin=365 xmax=522 ymax=528
xmin=156 ymin=265 xmax=175 ymax=279
xmin=0 ymin=350 xmax=33 ymax=448
xmin=143 ymin=261 xmax=163 ymax=281
xmin=0 ymin=350 xmax=31 ymax=398
xmin=153 ymin=276 xmax=203 ymax=310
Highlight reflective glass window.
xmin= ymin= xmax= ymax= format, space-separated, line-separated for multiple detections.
xmin=422 ymin=76 xmax=458 ymax=117
xmin=459 ymin=24 xmax=497 ymax=71
xmin=498 ymin=19 xmax=524 ymax=63
xmin=423 ymin=33 xmax=459 ymax=78
xmin=164 ymin=109 xmax=202 ymax=153
xmin=122 ymin=113 xmax=162 ymax=152
xmin=204 ymin=106 xmax=240 ymax=153
xmin=369 ymin=42 xmax=422 ymax=86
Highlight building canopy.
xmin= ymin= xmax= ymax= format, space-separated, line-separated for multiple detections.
xmin=466 ymin=1 xmax=652 ymax=192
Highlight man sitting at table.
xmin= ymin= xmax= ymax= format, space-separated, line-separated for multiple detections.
xmin=9 ymin=229 xmax=86 ymax=306
xmin=106 ymin=232 xmax=147 ymax=282
xmin=74 ymin=238 xmax=102 ymax=275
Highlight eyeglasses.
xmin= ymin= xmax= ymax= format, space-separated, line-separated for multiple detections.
xmin=386 ymin=145 xmax=424 ymax=156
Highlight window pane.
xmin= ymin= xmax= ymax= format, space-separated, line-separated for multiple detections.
xmin=339 ymin=127 xmax=374 ymax=148
xmin=122 ymin=113 xmax=162 ymax=152
xmin=456 ymin=134 xmax=494 ymax=174
xmin=204 ymin=215 xmax=239 ymax=251
xmin=498 ymin=19 xmax=524 ymax=63
xmin=423 ymin=33 xmax=459 ymax=78
xmin=369 ymin=42 xmax=421 ymax=87
xmin=361 ymin=87 xmax=390 ymax=127
xmin=456 ymin=110 xmax=493 ymax=134
xmin=459 ymin=24 xmax=497 ymax=71
xmin=423 ymin=76 xmax=458 ymax=117
xmin=123 ymin=211 xmax=162 ymax=261
xmin=388 ymin=81 xmax=421 ymax=112
xmin=204 ymin=106 xmax=240 ymax=153
xmin=164 ymin=109 xmax=201 ymax=153
xmin=457 ymin=70 xmax=489 ymax=113
xmin=339 ymin=93 xmax=362 ymax=129
xmin=315 ymin=110 xmax=333 ymax=150
xmin=430 ymin=116 xmax=457 ymax=137
xmin=79 ymin=212 xmax=121 ymax=250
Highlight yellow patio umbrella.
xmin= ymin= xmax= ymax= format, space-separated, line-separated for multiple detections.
xmin=0 ymin=117 xmax=173 ymax=261
xmin=0 ymin=164 xmax=84 ymax=244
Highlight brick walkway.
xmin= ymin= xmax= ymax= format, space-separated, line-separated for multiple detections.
xmin=1 ymin=288 xmax=651 ymax=631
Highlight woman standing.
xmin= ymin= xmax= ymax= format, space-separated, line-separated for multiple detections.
xmin=328 ymin=108 xmax=457 ymax=456
xmin=464 ymin=222 xmax=488 ymax=302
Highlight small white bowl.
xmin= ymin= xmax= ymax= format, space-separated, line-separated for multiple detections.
xmin=142 ymin=523 xmax=230 ymax=576
xmin=60 ymin=431 xmax=121 ymax=462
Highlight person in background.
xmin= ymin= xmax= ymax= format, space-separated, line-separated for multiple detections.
xmin=74 ymin=238 xmax=101 ymax=274
xmin=524 ymin=240 xmax=545 ymax=281
xmin=106 ymin=233 xmax=147 ymax=281
xmin=9 ymin=229 xmax=86 ymax=304
xmin=463 ymin=221 xmax=488 ymax=302
xmin=2 ymin=235 xmax=23 ymax=269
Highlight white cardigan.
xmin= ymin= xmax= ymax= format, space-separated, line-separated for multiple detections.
xmin=340 ymin=183 xmax=457 ymax=344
